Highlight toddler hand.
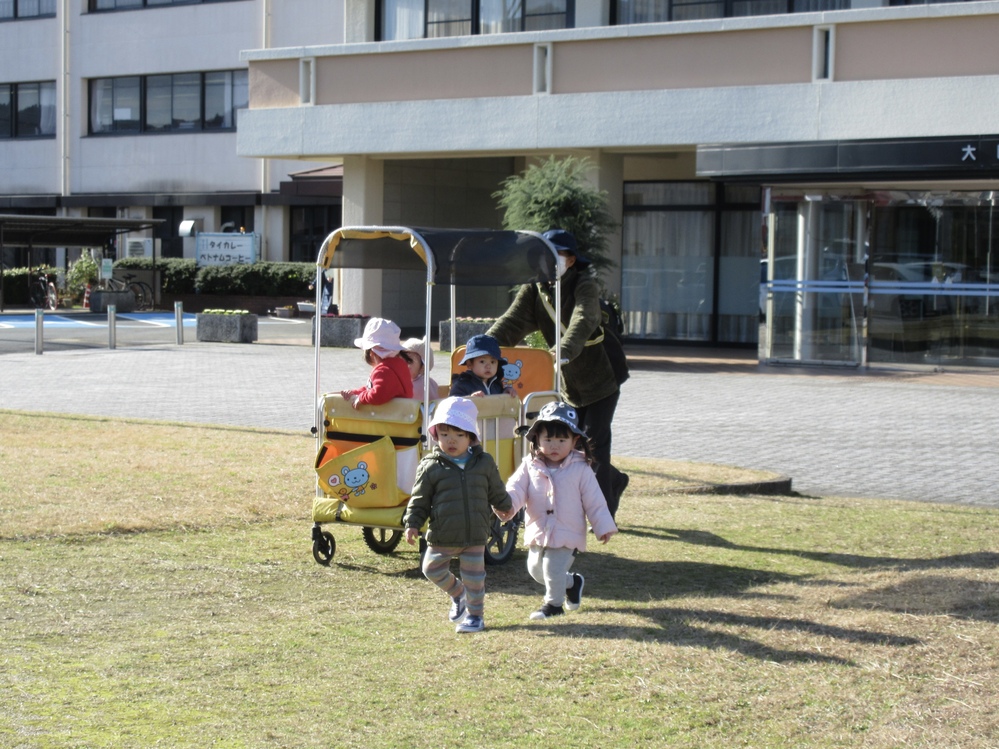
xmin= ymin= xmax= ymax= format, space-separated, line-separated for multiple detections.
xmin=494 ymin=508 xmax=515 ymax=522
xmin=405 ymin=527 xmax=419 ymax=545
xmin=597 ymin=530 xmax=615 ymax=544
xmin=470 ymin=391 xmax=485 ymax=398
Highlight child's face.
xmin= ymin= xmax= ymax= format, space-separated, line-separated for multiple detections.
xmin=536 ymin=426 xmax=577 ymax=465
xmin=402 ymin=352 xmax=423 ymax=381
xmin=468 ymin=355 xmax=499 ymax=381
xmin=435 ymin=424 xmax=472 ymax=457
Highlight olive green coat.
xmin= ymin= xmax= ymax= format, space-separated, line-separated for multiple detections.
xmin=403 ymin=446 xmax=513 ymax=548
xmin=487 ymin=266 xmax=618 ymax=408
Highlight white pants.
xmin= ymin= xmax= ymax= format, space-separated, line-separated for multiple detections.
xmin=527 ymin=545 xmax=577 ymax=607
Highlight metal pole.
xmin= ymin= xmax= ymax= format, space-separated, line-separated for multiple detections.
xmin=108 ymin=304 xmax=117 ymax=350
xmin=34 ymin=308 xmax=44 ymax=355
xmin=174 ymin=301 xmax=184 ymax=345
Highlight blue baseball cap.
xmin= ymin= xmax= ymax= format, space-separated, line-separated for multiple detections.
xmin=460 ymin=334 xmax=507 ymax=367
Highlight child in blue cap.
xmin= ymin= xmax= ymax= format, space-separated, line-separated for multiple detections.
xmin=450 ymin=333 xmax=516 ymax=398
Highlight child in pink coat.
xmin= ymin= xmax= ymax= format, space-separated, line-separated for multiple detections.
xmin=500 ymin=401 xmax=617 ymax=620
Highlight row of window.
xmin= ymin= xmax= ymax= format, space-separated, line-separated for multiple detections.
xmin=0 ymin=0 xmax=55 ymax=19
xmin=378 ymin=0 xmax=971 ymax=39
xmin=90 ymin=70 xmax=248 ymax=134
xmin=0 ymin=81 xmax=55 ymax=139
xmin=89 ymin=0 xmax=242 ymax=10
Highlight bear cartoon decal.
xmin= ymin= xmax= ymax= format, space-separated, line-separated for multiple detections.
xmin=341 ymin=462 xmax=370 ymax=496
xmin=502 ymin=359 xmax=523 ymax=390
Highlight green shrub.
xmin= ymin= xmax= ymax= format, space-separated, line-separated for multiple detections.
xmin=111 ymin=258 xmax=311 ymax=297
xmin=66 ymin=255 xmax=100 ymax=298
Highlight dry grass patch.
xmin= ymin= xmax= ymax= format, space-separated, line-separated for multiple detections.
xmin=1 ymin=411 xmax=998 ymax=748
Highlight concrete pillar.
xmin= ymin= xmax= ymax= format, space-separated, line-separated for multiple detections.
xmin=582 ymin=150 xmax=624 ymax=298
xmin=340 ymin=155 xmax=384 ymax=316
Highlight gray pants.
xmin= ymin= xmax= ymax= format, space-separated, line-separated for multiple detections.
xmin=527 ymin=545 xmax=576 ymax=607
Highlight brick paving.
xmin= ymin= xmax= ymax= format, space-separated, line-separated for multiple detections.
xmin=2 ymin=318 xmax=998 ymax=508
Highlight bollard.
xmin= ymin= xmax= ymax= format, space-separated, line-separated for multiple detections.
xmin=34 ymin=309 xmax=44 ymax=355
xmin=174 ymin=301 xmax=184 ymax=345
xmin=108 ymin=305 xmax=117 ymax=350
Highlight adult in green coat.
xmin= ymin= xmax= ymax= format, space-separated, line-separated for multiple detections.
xmin=487 ymin=229 xmax=628 ymax=519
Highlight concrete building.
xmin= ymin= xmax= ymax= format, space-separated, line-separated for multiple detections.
xmin=236 ymin=0 xmax=999 ymax=367
xmin=1 ymin=0 xmax=345 ymax=270
xmin=7 ymin=0 xmax=999 ymax=367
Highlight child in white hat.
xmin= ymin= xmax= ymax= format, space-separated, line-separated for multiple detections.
xmin=340 ymin=317 xmax=413 ymax=408
xmin=500 ymin=401 xmax=617 ymax=621
xmin=400 ymin=337 xmax=439 ymax=401
xmin=403 ymin=397 xmax=513 ymax=634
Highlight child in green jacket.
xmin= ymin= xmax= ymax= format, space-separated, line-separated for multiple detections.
xmin=404 ymin=396 xmax=513 ymax=633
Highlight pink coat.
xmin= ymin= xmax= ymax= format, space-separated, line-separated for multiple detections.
xmin=506 ymin=450 xmax=617 ymax=552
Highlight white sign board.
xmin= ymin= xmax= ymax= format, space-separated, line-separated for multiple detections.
xmin=195 ymin=233 xmax=259 ymax=266
xmin=100 ymin=259 xmax=114 ymax=280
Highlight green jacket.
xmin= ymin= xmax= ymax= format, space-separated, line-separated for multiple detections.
xmin=487 ymin=266 xmax=618 ymax=408
xmin=403 ymin=446 xmax=513 ymax=548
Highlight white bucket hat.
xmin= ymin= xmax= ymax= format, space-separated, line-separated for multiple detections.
xmin=353 ymin=317 xmax=404 ymax=358
xmin=428 ymin=396 xmax=479 ymax=442
xmin=401 ymin=337 xmax=434 ymax=372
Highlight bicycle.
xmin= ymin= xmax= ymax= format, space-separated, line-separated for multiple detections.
xmin=29 ymin=269 xmax=58 ymax=311
xmin=107 ymin=273 xmax=154 ymax=311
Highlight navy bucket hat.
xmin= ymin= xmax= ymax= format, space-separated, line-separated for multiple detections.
xmin=459 ymin=334 xmax=508 ymax=367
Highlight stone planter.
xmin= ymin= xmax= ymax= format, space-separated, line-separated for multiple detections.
xmin=89 ymin=290 xmax=136 ymax=314
xmin=312 ymin=316 xmax=370 ymax=347
xmin=439 ymin=319 xmax=494 ymax=352
xmin=196 ymin=313 xmax=258 ymax=343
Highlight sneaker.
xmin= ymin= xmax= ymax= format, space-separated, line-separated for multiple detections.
xmin=565 ymin=573 xmax=585 ymax=611
xmin=529 ymin=603 xmax=564 ymax=620
xmin=456 ymin=614 xmax=484 ymax=633
xmin=448 ymin=593 xmax=467 ymax=622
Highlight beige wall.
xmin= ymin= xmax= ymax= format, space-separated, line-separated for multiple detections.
xmin=552 ymin=29 xmax=814 ymax=93
xmin=835 ymin=15 xmax=999 ymax=81
xmin=248 ymin=60 xmax=301 ymax=109
xmin=315 ymin=47 xmax=533 ymax=104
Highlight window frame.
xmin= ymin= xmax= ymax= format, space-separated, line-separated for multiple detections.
xmin=0 ymin=0 xmax=57 ymax=20
xmin=378 ymin=0 xmax=574 ymax=41
xmin=87 ymin=0 xmax=246 ymax=12
xmin=0 ymin=80 xmax=57 ymax=139
xmin=88 ymin=70 xmax=248 ymax=136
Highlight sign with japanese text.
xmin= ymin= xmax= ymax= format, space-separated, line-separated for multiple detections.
xmin=195 ymin=233 xmax=259 ymax=266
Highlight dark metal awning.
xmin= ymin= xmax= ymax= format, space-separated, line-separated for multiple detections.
xmin=0 ymin=214 xmax=163 ymax=249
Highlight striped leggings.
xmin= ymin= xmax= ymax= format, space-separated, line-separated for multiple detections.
xmin=422 ymin=545 xmax=486 ymax=616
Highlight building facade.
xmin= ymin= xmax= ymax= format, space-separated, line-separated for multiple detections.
xmin=237 ymin=0 xmax=999 ymax=367
xmin=0 ymin=0 xmax=345 ymax=271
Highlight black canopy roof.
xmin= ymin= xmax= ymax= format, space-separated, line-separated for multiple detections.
xmin=319 ymin=227 xmax=559 ymax=286
xmin=0 ymin=214 xmax=163 ymax=249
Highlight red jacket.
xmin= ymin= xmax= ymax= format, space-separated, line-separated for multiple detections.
xmin=346 ymin=354 xmax=414 ymax=405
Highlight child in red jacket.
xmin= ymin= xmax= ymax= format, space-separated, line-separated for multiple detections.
xmin=340 ymin=317 xmax=414 ymax=407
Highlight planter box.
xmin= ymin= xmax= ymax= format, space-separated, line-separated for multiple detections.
xmin=313 ymin=316 xmax=370 ymax=347
xmin=90 ymin=290 xmax=136 ymax=314
xmin=196 ymin=313 xmax=258 ymax=343
xmin=439 ymin=320 xmax=494 ymax=352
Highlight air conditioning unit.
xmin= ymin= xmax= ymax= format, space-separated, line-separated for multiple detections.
xmin=125 ymin=238 xmax=157 ymax=258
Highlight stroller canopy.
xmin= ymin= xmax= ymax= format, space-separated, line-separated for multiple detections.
xmin=317 ymin=227 xmax=559 ymax=287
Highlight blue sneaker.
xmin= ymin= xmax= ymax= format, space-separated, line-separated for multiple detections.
xmin=449 ymin=593 xmax=467 ymax=622
xmin=456 ymin=614 xmax=484 ymax=633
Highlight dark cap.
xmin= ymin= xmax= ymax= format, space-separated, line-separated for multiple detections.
xmin=542 ymin=229 xmax=590 ymax=267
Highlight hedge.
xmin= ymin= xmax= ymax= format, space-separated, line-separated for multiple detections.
xmin=113 ymin=257 xmax=314 ymax=297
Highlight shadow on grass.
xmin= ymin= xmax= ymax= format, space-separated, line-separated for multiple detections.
xmin=498 ymin=605 xmax=921 ymax=665
xmin=629 ymin=525 xmax=999 ymax=572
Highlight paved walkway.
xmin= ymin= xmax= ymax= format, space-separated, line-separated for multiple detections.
xmin=2 ymin=323 xmax=998 ymax=508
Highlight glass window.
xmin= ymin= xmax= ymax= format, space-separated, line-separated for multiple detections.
xmin=382 ymin=0 xmax=572 ymax=39
xmin=1 ymin=0 xmax=56 ymax=17
xmin=290 ymin=206 xmax=340 ymax=263
xmin=90 ymin=70 xmax=245 ymax=134
xmin=427 ymin=0 xmax=473 ymax=38
xmin=0 ymin=84 xmax=11 ymax=138
xmin=90 ymin=76 xmax=140 ymax=133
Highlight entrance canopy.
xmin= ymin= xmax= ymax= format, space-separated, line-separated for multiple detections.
xmin=0 ymin=214 xmax=163 ymax=249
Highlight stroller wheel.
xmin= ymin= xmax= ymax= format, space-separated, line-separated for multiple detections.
xmin=312 ymin=531 xmax=336 ymax=565
xmin=362 ymin=527 xmax=403 ymax=555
